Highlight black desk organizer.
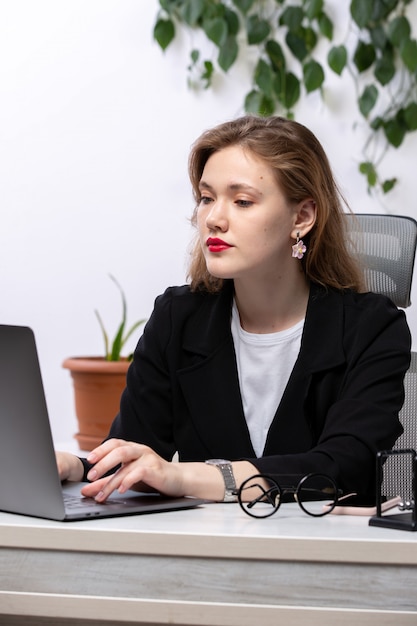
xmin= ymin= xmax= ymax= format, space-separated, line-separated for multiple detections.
xmin=369 ymin=448 xmax=417 ymax=531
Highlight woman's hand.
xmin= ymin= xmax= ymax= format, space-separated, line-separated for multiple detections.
xmin=56 ymin=451 xmax=84 ymax=482
xmin=80 ymin=439 xmax=186 ymax=502
xmin=79 ymin=438 xmax=261 ymax=503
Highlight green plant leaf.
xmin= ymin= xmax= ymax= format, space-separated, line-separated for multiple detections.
xmin=95 ymin=274 xmax=146 ymax=361
xmin=358 ymin=84 xmax=378 ymax=117
xmin=374 ymin=53 xmax=395 ymax=86
xmin=404 ymin=102 xmax=417 ymax=130
xmin=218 ymin=36 xmax=238 ymax=71
xmin=158 ymin=0 xmax=177 ymax=13
xmin=203 ymin=17 xmax=228 ymax=47
xmin=111 ymin=320 xmax=126 ymax=362
xmin=254 ymin=59 xmax=274 ymax=97
xmin=283 ymin=71 xmax=301 ymax=109
xmin=190 ymin=49 xmax=199 ymax=65
xmin=224 ymin=8 xmax=240 ymax=36
xmin=400 ymin=38 xmax=417 ymax=73
xmin=246 ymin=15 xmax=270 ymax=44
xmin=232 ymin=0 xmax=255 ymax=14
xmin=107 ymin=274 xmax=127 ymax=360
xmin=370 ymin=115 xmax=384 ymax=130
xmin=303 ymin=27 xmax=318 ymax=53
xmin=179 ymin=0 xmax=205 ymax=26
xmin=350 ymin=0 xmax=373 ymax=29
xmin=370 ymin=25 xmax=387 ymax=50
xmin=244 ymin=89 xmax=275 ymax=116
xmin=119 ymin=319 xmax=147 ymax=356
xmin=387 ymin=16 xmax=411 ymax=46
xmin=272 ymin=68 xmax=283 ymax=102
xmin=286 ymin=31 xmax=308 ymax=62
xmin=94 ymin=310 xmax=110 ymax=360
xmin=280 ymin=6 xmax=303 ymax=32
xmin=153 ymin=18 xmax=175 ymax=51
xmin=266 ymin=40 xmax=286 ymax=72
xmin=359 ymin=161 xmax=377 ymax=187
xmin=201 ymin=1 xmax=225 ymax=20
xmin=201 ymin=60 xmax=214 ymax=87
xmin=244 ymin=89 xmax=263 ymax=113
xmin=384 ymin=117 xmax=406 ymax=148
xmin=258 ymin=94 xmax=276 ymax=116
xmin=353 ymin=41 xmax=376 ymax=72
xmin=303 ymin=59 xmax=325 ymax=93
xmin=328 ymin=45 xmax=347 ymax=75
xmin=382 ymin=178 xmax=397 ymax=193
xmin=318 ymin=13 xmax=333 ymax=40
xmin=371 ymin=0 xmax=398 ymax=21
xmin=305 ymin=0 xmax=323 ymax=20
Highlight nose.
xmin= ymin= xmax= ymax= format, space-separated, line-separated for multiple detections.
xmin=205 ymin=199 xmax=228 ymax=232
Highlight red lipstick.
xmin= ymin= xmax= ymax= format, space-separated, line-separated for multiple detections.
xmin=206 ymin=237 xmax=232 ymax=253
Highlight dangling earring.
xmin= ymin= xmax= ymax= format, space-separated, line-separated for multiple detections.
xmin=292 ymin=232 xmax=307 ymax=259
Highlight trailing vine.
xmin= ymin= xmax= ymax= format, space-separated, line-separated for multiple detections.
xmin=153 ymin=0 xmax=417 ymax=194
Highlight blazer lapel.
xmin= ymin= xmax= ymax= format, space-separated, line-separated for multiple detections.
xmin=264 ymin=284 xmax=346 ymax=455
xmin=177 ymin=283 xmax=255 ymax=458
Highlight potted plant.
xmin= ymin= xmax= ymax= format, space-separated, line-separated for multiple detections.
xmin=63 ymin=275 xmax=146 ymax=451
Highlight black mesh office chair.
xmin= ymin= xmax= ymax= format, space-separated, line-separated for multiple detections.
xmin=346 ymin=213 xmax=417 ymax=308
xmin=346 ymin=213 xmax=417 ymax=503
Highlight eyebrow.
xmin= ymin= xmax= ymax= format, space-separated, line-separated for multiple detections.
xmin=198 ymin=181 xmax=263 ymax=197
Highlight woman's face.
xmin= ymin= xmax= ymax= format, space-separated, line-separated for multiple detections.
xmin=197 ymin=145 xmax=300 ymax=283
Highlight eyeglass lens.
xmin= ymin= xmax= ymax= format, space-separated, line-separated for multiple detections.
xmin=238 ymin=474 xmax=281 ymax=518
xmin=238 ymin=473 xmax=338 ymax=518
xmin=296 ymin=473 xmax=339 ymax=516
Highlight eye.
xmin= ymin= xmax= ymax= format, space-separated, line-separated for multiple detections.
xmin=199 ymin=195 xmax=213 ymax=205
xmin=236 ymin=199 xmax=253 ymax=208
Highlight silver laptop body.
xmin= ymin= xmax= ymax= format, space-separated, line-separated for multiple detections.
xmin=0 ymin=325 xmax=203 ymax=521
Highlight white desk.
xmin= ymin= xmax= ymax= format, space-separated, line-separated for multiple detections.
xmin=1 ymin=500 xmax=417 ymax=626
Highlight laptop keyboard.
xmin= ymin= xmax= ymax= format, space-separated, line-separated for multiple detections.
xmin=63 ymin=492 xmax=133 ymax=509
xmin=63 ymin=493 xmax=99 ymax=509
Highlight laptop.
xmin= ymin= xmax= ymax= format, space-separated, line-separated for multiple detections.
xmin=0 ymin=324 xmax=205 ymax=521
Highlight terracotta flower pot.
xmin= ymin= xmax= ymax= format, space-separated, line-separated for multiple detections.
xmin=62 ymin=357 xmax=130 ymax=451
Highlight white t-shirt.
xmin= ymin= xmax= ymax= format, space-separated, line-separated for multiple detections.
xmin=231 ymin=300 xmax=304 ymax=457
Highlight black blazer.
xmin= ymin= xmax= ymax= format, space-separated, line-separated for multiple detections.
xmin=110 ymin=281 xmax=411 ymax=496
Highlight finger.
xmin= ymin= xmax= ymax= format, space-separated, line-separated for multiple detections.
xmin=117 ymin=461 xmax=175 ymax=497
xmin=115 ymin=465 xmax=150 ymax=495
xmin=98 ymin=463 xmax=152 ymax=500
xmin=86 ymin=438 xmax=125 ymax=463
xmin=82 ymin=461 xmax=147 ymax=501
xmin=86 ymin=442 xmax=146 ymax=481
xmin=81 ymin=476 xmax=113 ymax=499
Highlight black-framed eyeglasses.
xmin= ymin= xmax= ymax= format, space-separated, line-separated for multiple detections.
xmin=236 ymin=473 xmax=340 ymax=518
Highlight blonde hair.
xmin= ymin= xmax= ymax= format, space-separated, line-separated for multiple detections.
xmin=187 ymin=115 xmax=364 ymax=293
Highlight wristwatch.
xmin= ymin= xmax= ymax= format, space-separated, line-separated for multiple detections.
xmin=205 ymin=459 xmax=237 ymax=503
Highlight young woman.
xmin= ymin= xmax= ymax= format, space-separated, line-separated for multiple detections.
xmin=57 ymin=115 xmax=411 ymax=503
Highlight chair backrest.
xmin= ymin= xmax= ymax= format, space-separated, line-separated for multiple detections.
xmin=346 ymin=214 xmax=417 ymax=502
xmin=346 ymin=213 xmax=417 ymax=308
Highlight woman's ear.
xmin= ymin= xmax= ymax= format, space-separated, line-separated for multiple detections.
xmin=292 ymin=199 xmax=316 ymax=239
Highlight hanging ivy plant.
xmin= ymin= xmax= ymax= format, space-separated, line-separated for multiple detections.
xmin=153 ymin=0 xmax=417 ymax=194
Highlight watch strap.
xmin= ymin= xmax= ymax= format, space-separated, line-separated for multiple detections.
xmin=206 ymin=459 xmax=237 ymax=503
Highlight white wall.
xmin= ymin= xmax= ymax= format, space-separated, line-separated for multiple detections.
xmin=1 ymin=1 xmax=417 ymax=446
